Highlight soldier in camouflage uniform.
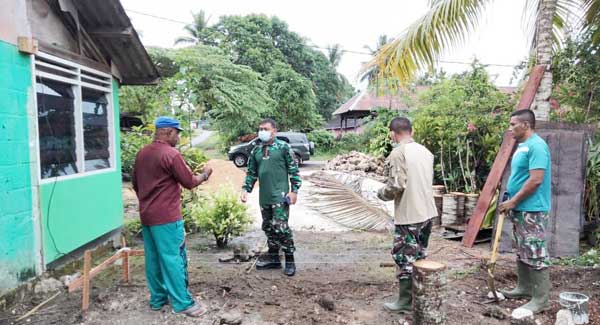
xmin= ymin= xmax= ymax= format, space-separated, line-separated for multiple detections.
xmin=377 ymin=117 xmax=437 ymax=313
xmin=241 ymin=118 xmax=302 ymax=276
xmin=499 ymin=109 xmax=552 ymax=314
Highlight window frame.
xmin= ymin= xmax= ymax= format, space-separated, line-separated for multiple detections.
xmin=33 ymin=52 xmax=116 ymax=184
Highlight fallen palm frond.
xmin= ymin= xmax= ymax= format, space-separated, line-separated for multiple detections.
xmin=304 ymin=171 xmax=393 ymax=231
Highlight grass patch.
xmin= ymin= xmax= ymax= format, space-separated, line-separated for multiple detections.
xmin=312 ymin=151 xmax=339 ymax=161
xmin=554 ymin=248 xmax=600 ymax=267
xmin=449 ymin=265 xmax=480 ymax=280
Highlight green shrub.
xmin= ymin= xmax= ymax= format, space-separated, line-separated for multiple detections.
xmin=181 ymin=189 xmax=203 ymax=234
xmin=585 ymin=138 xmax=600 ymax=222
xmin=337 ymin=133 xmax=368 ymax=152
xmin=120 ymin=126 xmax=153 ymax=175
xmin=190 ymin=187 xmax=252 ymax=248
xmin=123 ymin=218 xmax=142 ymax=241
xmin=180 ymin=147 xmax=208 ymax=174
xmin=308 ymin=129 xmax=335 ymax=150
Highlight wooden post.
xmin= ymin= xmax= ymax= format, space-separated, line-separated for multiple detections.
xmin=122 ymin=250 xmax=130 ymax=284
xmin=82 ymin=250 xmax=92 ymax=312
xmin=413 ymin=260 xmax=447 ymax=325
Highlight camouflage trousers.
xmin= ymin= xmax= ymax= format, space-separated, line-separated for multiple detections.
xmin=392 ymin=219 xmax=432 ymax=280
xmin=261 ymin=203 xmax=295 ymax=253
xmin=509 ymin=210 xmax=550 ymax=270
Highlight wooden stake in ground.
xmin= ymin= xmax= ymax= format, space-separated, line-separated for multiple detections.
xmin=82 ymin=250 xmax=92 ymax=312
xmin=486 ymin=212 xmax=506 ymax=301
xmin=413 ymin=260 xmax=447 ymax=325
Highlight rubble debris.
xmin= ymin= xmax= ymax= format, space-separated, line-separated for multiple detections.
xmin=34 ymin=277 xmax=63 ymax=295
xmin=220 ymin=310 xmax=243 ymax=324
xmin=325 ymin=152 xmax=386 ymax=182
xmin=317 ymin=295 xmax=335 ymax=311
xmin=511 ymin=308 xmax=535 ymax=324
xmin=483 ymin=305 xmax=508 ymax=320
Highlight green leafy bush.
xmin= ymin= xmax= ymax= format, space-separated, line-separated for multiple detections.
xmin=411 ymin=66 xmax=513 ymax=193
xmin=337 ymin=133 xmax=368 ymax=152
xmin=308 ymin=129 xmax=336 ymax=150
xmin=120 ymin=126 xmax=153 ymax=176
xmin=123 ymin=218 xmax=142 ymax=241
xmin=180 ymin=147 xmax=208 ymax=174
xmin=363 ymin=109 xmax=404 ymax=156
xmin=190 ymin=187 xmax=252 ymax=248
xmin=585 ymin=138 xmax=600 ymax=222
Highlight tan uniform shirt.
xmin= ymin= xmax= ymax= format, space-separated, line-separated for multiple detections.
xmin=377 ymin=138 xmax=437 ymax=225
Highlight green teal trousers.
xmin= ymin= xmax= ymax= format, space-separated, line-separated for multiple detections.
xmin=142 ymin=220 xmax=194 ymax=312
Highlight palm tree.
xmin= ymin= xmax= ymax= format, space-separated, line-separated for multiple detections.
xmin=365 ymin=0 xmax=594 ymax=121
xmin=361 ymin=35 xmax=392 ymax=83
xmin=175 ymin=10 xmax=211 ymax=45
xmin=327 ymin=44 xmax=343 ymax=68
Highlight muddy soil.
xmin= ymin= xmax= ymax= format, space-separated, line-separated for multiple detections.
xmin=2 ymin=228 xmax=599 ymax=325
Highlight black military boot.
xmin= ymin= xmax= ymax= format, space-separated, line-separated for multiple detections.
xmin=256 ymin=247 xmax=281 ymax=270
xmin=284 ymin=253 xmax=296 ymax=276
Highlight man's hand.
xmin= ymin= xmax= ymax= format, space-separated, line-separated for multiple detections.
xmin=240 ymin=191 xmax=248 ymax=203
xmin=498 ymin=199 xmax=516 ymax=213
xmin=202 ymin=166 xmax=213 ymax=178
xmin=287 ymin=192 xmax=298 ymax=205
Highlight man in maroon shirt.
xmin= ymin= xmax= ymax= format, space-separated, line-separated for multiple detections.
xmin=132 ymin=116 xmax=212 ymax=317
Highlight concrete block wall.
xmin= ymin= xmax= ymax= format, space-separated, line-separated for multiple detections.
xmin=0 ymin=40 xmax=38 ymax=295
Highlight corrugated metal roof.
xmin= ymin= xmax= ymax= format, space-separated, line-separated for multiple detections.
xmin=332 ymin=85 xmax=517 ymax=116
xmin=71 ymin=0 xmax=159 ymax=85
xmin=333 ymin=89 xmax=417 ymax=116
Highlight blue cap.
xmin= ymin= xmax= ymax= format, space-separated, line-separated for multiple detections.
xmin=155 ymin=116 xmax=184 ymax=131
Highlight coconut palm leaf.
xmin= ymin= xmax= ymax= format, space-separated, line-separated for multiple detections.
xmin=304 ymin=171 xmax=393 ymax=231
xmin=582 ymin=0 xmax=600 ymax=44
xmin=366 ymin=0 xmax=492 ymax=85
xmin=365 ymin=0 xmax=584 ymax=85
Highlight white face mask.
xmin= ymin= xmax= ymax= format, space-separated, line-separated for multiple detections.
xmin=258 ymin=130 xmax=272 ymax=142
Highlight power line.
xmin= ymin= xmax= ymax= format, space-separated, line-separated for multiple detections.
xmin=125 ymin=8 xmax=189 ymax=25
xmin=125 ymin=8 xmax=520 ymax=68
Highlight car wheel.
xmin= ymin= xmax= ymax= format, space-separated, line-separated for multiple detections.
xmin=294 ymin=154 xmax=303 ymax=166
xmin=233 ymin=154 xmax=248 ymax=167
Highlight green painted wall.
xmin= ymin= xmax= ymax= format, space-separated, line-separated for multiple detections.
xmin=0 ymin=40 xmax=37 ymax=293
xmin=40 ymin=81 xmax=123 ymax=263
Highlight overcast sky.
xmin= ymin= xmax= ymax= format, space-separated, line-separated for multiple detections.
xmin=121 ymin=0 xmax=532 ymax=88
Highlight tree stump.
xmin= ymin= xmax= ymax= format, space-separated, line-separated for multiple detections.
xmin=413 ymin=260 xmax=447 ymax=325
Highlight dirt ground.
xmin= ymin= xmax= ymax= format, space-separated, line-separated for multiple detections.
xmin=3 ymin=165 xmax=599 ymax=324
xmin=2 ymin=228 xmax=599 ymax=325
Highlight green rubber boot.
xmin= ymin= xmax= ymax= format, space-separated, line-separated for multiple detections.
xmin=501 ymin=261 xmax=532 ymax=299
xmin=519 ymin=268 xmax=550 ymax=314
xmin=383 ymin=279 xmax=412 ymax=313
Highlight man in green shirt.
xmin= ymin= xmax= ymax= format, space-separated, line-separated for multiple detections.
xmin=241 ymin=118 xmax=302 ymax=276
xmin=499 ymin=109 xmax=552 ymax=315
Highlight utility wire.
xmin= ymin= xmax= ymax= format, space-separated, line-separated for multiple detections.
xmin=125 ymin=8 xmax=520 ymax=68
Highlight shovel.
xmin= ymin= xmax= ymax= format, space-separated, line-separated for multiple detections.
xmin=486 ymin=210 xmax=506 ymax=302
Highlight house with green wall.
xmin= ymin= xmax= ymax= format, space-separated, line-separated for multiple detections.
xmin=0 ymin=0 xmax=158 ymax=296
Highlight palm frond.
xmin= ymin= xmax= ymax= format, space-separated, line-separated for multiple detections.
xmin=582 ymin=0 xmax=600 ymax=44
xmin=304 ymin=171 xmax=393 ymax=231
xmin=365 ymin=0 xmax=492 ymax=85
